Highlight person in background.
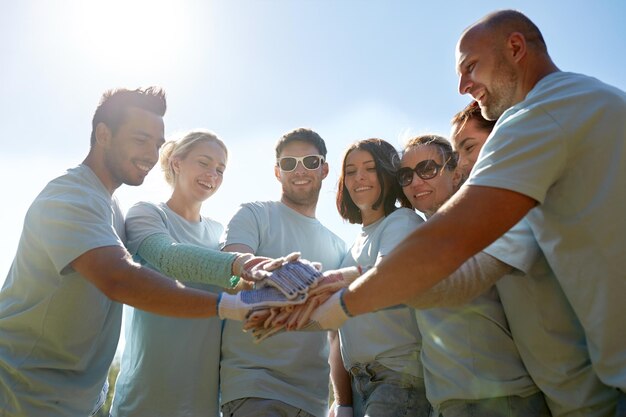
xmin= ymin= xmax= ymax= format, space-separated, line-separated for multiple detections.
xmin=450 ymin=101 xmax=619 ymax=416
xmin=399 ymin=134 xmax=549 ymax=417
xmin=0 ymin=88 xmax=264 ymax=417
xmin=219 ymin=128 xmax=346 ymax=417
xmin=331 ymin=138 xmax=430 ymax=417
xmin=110 ymin=130 xmax=238 ymax=416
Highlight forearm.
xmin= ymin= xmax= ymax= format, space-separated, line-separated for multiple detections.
xmin=73 ymin=246 xmax=219 ymax=318
xmin=328 ymin=331 xmax=352 ymax=407
xmin=343 ymin=186 xmax=534 ymax=316
xmin=138 ymin=233 xmax=238 ymax=288
xmin=406 ymin=252 xmax=513 ymax=309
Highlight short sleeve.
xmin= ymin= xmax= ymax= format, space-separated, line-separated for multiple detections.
xmin=468 ymin=106 xmax=567 ymax=204
xmin=125 ymin=202 xmax=170 ymax=255
xmin=32 ymin=195 xmax=124 ymax=275
xmin=220 ymin=204 xmax=262 ymax=251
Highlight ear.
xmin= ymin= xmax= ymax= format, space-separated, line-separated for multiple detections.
xmin=170 ymin=157 xmax=181 ymax=175
xmin=452 ymin=168 xmax=463 ymax=189
xmin=321 ymin=161 xmax=329 ymax=180
xmin=94 ymin=122 xmax=112 ymax=147
xmin=507 ymin=32 xmax=527 ymax=63
xmin=274 ymin=164 xmax=281 ymax=181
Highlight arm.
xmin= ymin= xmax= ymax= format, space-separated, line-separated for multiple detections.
xmin=328 ymin=331 xmax=352 ymax=410
xmin=72 ymin=245 xmax=219 ymax=318
xmin=137 ymin=233 xmax=239 ymax=288
xmin=406 ymin=251 xmax=513 ymax=309
xmin=344 ymin=185 xmax=536 ymax=315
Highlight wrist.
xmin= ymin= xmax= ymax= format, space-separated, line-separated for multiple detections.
xmin=231 ymin=253 xmax=253 ymax=277
xmin=338 ymin=288 xmax=353 ymax=317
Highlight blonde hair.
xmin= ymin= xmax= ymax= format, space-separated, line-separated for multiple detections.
xmin=160 ymin=130 xmax=228 ymax=187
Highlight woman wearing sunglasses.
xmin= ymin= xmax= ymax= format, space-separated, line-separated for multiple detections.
xmin=110 ymin=131 xmax=262 ymax=417
xmin=329 ymin=138 xmax=431 ymax=417
xmin=398 ymin=134 xmax=550 ymax=417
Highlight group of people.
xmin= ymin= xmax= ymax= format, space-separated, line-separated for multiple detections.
xmin=0 ymin=8 xmax=624 ymax=417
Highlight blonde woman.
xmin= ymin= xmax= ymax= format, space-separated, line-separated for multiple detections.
xmin=111 ymin=130 xmax=259 ymax=417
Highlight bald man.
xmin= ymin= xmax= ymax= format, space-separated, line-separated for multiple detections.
xmin=305 ymin=9 xmax=626 ymax=411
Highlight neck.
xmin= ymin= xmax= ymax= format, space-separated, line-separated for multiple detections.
xmin=518 ymin=56 xmax=560 ymax=102
xmin=167 ymin=193 xmax=202 ymax=222
xmin=361 ymin=207 xmax=384 ymax=227
xmin=82 ymin=150 xmax=118 ymax=195
xmin=280 ymin=196 xmax=317 ymax=218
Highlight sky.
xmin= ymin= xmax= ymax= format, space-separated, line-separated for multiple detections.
xmin=1 ymin=0 xmax=625 ymax=287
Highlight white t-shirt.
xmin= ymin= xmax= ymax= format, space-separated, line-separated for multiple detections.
xmin=219 ymin=201 xmax=346 ymax=417
xmin=0 ymin=164 xmax=125 ymax=417
xmin=469 ymin=71 xmax=626 ymax=390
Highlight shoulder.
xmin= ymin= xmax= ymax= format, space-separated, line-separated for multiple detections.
xmin=383 ymin=208 xmax=424 ymax=227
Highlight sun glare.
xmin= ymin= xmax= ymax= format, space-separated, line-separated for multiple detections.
xmin=69 ymin=0 xmax=189 ymax=75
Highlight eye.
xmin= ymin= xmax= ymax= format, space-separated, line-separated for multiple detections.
xmin=345 ymin=169 xmax=356 ymax=176
xmin=465 ymin=144 xmax=475 ymax=153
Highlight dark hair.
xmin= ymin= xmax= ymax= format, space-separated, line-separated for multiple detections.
xmin=274 ymin=127 xmax=327 ymax=159
xmin=451 ymin=101 xmax=496 ymax=133
xmin=482 ymin=9 xmax=548 ymax=53
xmin=337 ymin=138 xmax=411 ymax=225
xmin=90 ymin=87 xmax=167 ymax=146
xmin=402 ymin=134 xmax=458 ymax=171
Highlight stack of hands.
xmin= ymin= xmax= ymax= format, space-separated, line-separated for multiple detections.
xmin=218 ymin=253 xmax=362 ymax=341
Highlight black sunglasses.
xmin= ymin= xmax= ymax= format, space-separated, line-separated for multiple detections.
xmin=396 ymin=159 xmax=443 ymax=187
xmin=277 ymin=154 xmax=325 ymax=172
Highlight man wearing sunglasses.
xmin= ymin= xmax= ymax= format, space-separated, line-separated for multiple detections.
xmin=219 ymin=128 xmax=346 ymax=417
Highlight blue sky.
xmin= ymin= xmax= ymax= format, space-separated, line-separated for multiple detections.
xmin=1 ymin=0 xmax=625 ymax=284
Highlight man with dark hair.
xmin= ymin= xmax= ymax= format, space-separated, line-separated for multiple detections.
xmin=300 ymin=9 xmax=626 ymax=410
xmin=0 ymin=87 xmax=263 ymax=416
xmin=219 ymin=127 xmax=346 ymax=417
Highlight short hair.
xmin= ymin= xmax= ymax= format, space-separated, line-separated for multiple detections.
xmin=402 ymin=134 xmax=458 ymax=171
xmin=160 ymin=130 xmax=227 ymax=188
xmin=274 ymin=127 xmax=327 ymax=159
xmin=480 ymin=9 xmax=547 ymax=53
xmin=451 ymin=101 xmax=497 ymax=134
xmin=90 ymin=87 xmax=167 ymax=146
xmin=337 ymin=138 xmax=411 ymax=225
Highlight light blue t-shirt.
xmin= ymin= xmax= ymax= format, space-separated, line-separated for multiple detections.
xmin=339 ymin=208 xmax=424 ymax=378
xmin=469 ymin=71 xmax=626 ymax=390
xmin=0 ymin=165 xmax=125 ymax=417
xmin=416 ymin=222 xmax=539 ymax=409
xmin=416 ymin=285 xmax=538 ymax=409
xmin=484 ymin=220 xmax=619 ymax=416
xmin=110 ymin=202 xmax=225 ymax=417
xmin=220 ymin=201 xmax=346 ymax=417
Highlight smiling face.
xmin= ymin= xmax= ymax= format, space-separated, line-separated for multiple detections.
xmin=400 ymin=144 xmax=460 ymax=217
xmin=343 ymin=149 xmax=384 ymax=225
xmin=451 ymin=117 xmax=491 ymax=179
xmin=456 ymin=26 xmax=519 ymax=121
xmin=275 ymin=140 xmax=328 ymax=214
xmin=171 ymin=140 xmax=226 ymax=204
xmin=100 ymin=106 xmax=165 ymax=192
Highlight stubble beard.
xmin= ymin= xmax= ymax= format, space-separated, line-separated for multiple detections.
xmin=282 ymin=184 xmax=321 ymax=211
xmin=481 ymin=55 xmax=518 ymax=121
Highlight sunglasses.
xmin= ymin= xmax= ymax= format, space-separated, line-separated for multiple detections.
xmin=277 ymin=154 xmax=325 ymax=172
xmin=396 ymin=159 xmax=444 ymax=187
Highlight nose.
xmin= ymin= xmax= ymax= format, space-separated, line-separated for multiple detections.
xmin=458 ymin=73 xmax=472 ymax=96
xmin=410 ymin=171 xmax=426 ymax=186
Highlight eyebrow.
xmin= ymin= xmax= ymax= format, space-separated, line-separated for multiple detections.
xmin=198 ymin=154 xmax=226 ymax=167
xmin=456 ymin=136 xmax=475 ymax=150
